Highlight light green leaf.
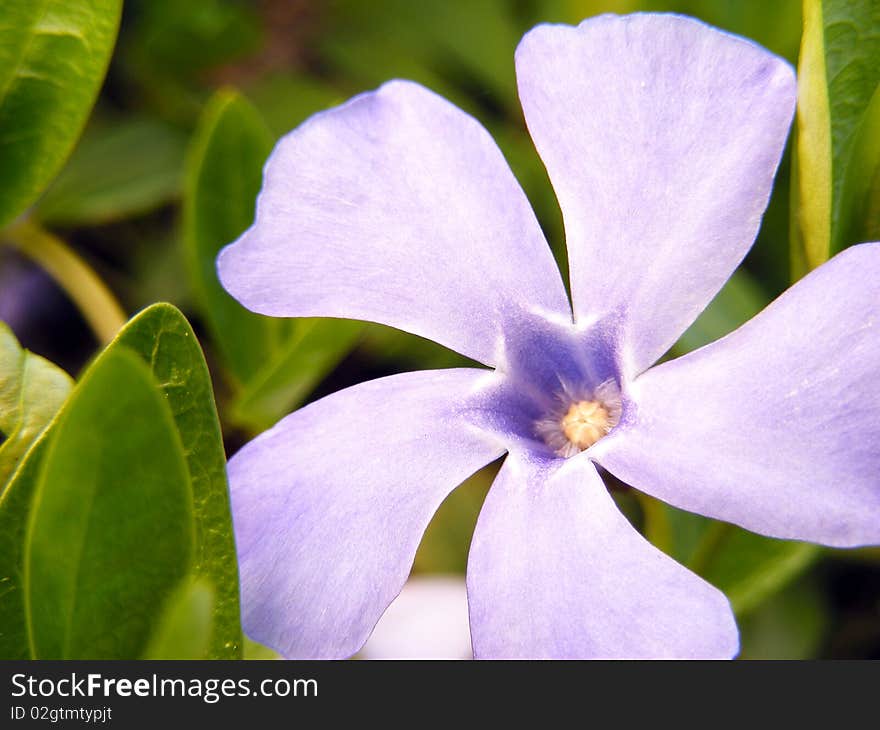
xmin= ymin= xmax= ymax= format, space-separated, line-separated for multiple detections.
xmin=184 ymin=88 xmax=281 ymax=386
xmin=230 ymin=318 xmax=363 ymax=433
xmin=0 ymin=0 xmax=123 ymax=228
xmin=107 ymin=303 xmax=242 ymax=658
xmin=0 ymin=322 xmax=72 ymax=493
xmin=35 ymin=118 xmax=187 ymax=226
xmin=791 ymin=0 xmax=880 ymax=274
xmin=25 ymin=349 xmax=194 ymax=659
xmin=143 ymin=578 xmax=215 ymax=660
xmin=242 ymin=636 xmax=280 ymax=660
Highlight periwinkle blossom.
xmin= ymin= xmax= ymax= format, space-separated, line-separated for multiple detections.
xmin=218 ymin=14 xmax=880 ymax=659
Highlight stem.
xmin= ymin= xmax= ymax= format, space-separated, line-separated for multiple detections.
xmin=4 ymin=219 xmax=126 ymax=344
xmin=636 ymin=491 xmax=674 ymax=555
xmin=688 ymin=521 xmax=734 ymax=575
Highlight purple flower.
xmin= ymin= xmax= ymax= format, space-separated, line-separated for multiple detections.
xmin=217 ymin=13 xmax=880 ymax=658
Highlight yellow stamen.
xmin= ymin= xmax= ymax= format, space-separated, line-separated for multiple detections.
xmin=560 ymin=400 xmax=611 ymax=450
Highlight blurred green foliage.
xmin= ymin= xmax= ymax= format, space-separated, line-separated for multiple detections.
xmin=0 ymin=0 xmax=878 ymax=659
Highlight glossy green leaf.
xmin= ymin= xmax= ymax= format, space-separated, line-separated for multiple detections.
xmin=0 ymin=0 xmax=123 ymax=228
xmin=791 ymin=0 xmax=880 ymax=274
xmin=0 ymin=322 xmax=72 ymax=493
xmin=26 ymin=349 xmax=194 ymax=658
xmin=35 ymin=118 xmax=187 ymax=226
xmin=107 ymin=303 xmax=242 ymax=658
xmin=230 ymin=318 xmax=363 ymax=433
xmin=184 ymin=89 xmax=281 ymax=386
xmin=143 ymin=578 xmax=215 ymax=660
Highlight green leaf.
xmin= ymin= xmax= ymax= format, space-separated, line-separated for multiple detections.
xmin=700 ymin=531 xmax=821 ymax=616
xmin=186 ymin=91 xmax=363 ymax=429
xmin=837 ymin=82 xmax=880 ymax=247
xmin=230 ymin=318 xmax=363 ymax=433
xmin=672 ymin=270 xmax=769 ymax=356
xmin=791 ymin=0 xmax=880 ymax=274
xmin=143 ymin=578 xmax=215 ymax=660
xmin=184 ymin=89 xmax=281 ymax=386
xmin=246 ymin=73 xmax=343 ymax=137
xmin=321 ymin=0 xmax=521 ymax=113
xmin=35 ymin=118 xmax=187 ymax=226
xmin=738 ymin=578 xmax=828 ymax=659
xmin=678 ymin=509 xmax=822 ymax=617
xmin=25 ymin=349 xmax=194 ymax=659
xmin=0 ymin=322 xmax=72 ymax=493
xmin=0 ymin=438 xmax=51 ymax=658
xmin=0 ymin=0 xmax=123 ymax=228
xmin=106 ymin=303 xmax=242 ymax=658
xmin=242 ymin=636 xmax=280 ymax=660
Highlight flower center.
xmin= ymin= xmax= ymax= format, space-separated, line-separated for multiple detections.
xmin=560 ymin=400 xmax=611 ymax=450
xmin=534 ymin=379 xmax=622 ymax=458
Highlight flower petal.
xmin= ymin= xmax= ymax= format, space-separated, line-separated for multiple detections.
xmin=217 ymin=79 xmax=570 ymax=367
xmin=466 ymin=450 xmax=738 ymax=658
xmin=360 ymin=575 xmax=472 ymax=659
xmin=229 ymin=368 xmax=505 ymax=658
xmin=515 ymin=14 xmax=796 ymax=376
xmin=595 ymin=243 xmax=880 ymax=547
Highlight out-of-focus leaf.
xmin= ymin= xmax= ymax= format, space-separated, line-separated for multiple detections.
xmin=119 ymin=0 xmax=262 ymax=125
xmin=246 ymin=73 xmax=343 ymax=137
xmin=673 ymin=270 xmax=769 ymax=355
xmin=26 ymin=349 xmax=194 ymax=659
xmin=124 ymin=0 xmax=261 ymax=78
xmin=318 ymin=0 xmax=492 ymax=115
xmin=107 ymin=303 xmax=242 ymax=659
xmin=413 ymin=465 xmax=496 ymax=575
xmin=143 ymin=579 xmax=215 ymax=660
xmin=738 ymin=578 xmax=828 ymax=659
xmin=230 ymin=318 xmax=363 ymax=433
xmin=186 ymin=91 xmax=364 ymax=429
xmin=184 ymin=89 xmax=280 ymax=386
xmin=35 ymin=118 xmax=187 ymax=226
xmin=685 ymin=516 xmax=821 ymax=616
xmin=358 ymin=323 xmax=472 ymax=372
xmin=791 ymin=0 xmax=880 ymax=274
xmin=0 ymin=322 xmax=71 ymax=492
xmin=0 ymin=0 xmax=123 ymax=228
xmin=659 ymin=505 xmax=821 ymax=617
